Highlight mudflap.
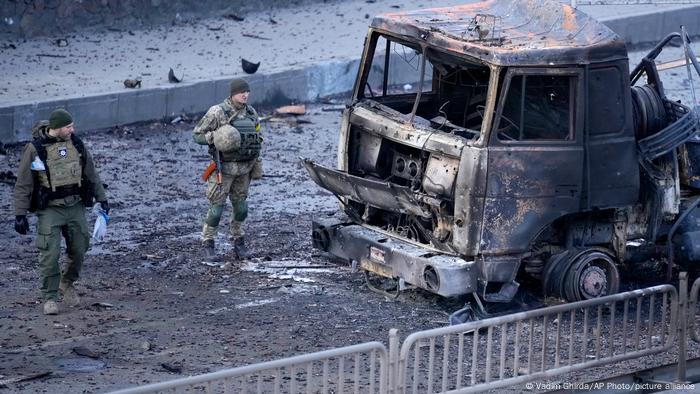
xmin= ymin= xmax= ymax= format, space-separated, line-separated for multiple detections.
xmin=312 ymin=214 xmax=476 ymax=298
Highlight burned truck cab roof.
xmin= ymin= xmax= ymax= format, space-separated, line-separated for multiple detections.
xmin=369 ymin=0 xmax=628 ymax=67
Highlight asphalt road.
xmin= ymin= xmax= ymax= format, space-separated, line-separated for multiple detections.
xmin=2 ymin=43 xmax=700 ymax=392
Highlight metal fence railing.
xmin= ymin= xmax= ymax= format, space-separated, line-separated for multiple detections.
xmin=395 ymin=285 xmax=677 ymax=394
xmin=108 ymin=342 xmax=388 ymax=394
xmin=689 ymin=276 xmax=700 ymax=343
xmin=571 ymin=0 xmax=700 ymax=6
xmin=108 ymin=277 xmax=700 ymax=394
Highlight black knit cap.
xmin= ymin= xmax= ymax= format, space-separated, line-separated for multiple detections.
xmin=49 ymin=109 xmax=73 ymax=129
xmin=229 ymin=78 xmax=250 ymax=96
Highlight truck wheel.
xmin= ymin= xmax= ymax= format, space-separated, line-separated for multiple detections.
xmin=543 ymin=248 xmax=620 ymax=302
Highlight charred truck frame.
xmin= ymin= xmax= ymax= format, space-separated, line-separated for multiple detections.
xmin=303 ymin=0 xmax=700 ymax=304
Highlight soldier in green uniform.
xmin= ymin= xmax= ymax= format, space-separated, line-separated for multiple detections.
xmin=193 ymin=78 xmax=263 ymax=259
xmin=13 ymin=109 xmax=109 ymax=315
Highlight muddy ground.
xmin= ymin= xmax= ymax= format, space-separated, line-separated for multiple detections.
xmin=0 ymin=104 xmax=698 ymax=393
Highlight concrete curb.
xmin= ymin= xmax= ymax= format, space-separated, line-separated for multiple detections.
xmin=1 ymin=6 xmax=699 ymax=144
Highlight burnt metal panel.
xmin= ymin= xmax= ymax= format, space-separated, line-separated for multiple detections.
xmin=585 ymin=62 xmax=639 ymax=209
xmin=349 ymin=104 xmax=468 ymax=158
xmin=453 ymin=146 xmax=488 ymax=256
xmin=312 ymin=216 xmax=477 ymax=297
xmin=338 ymin=109 xmax=353 ymax=172
xmin=422 ymin=155 xmax=459 ymax=199
xmin=482 ymin=147 xmax=584 ymax=254
xmin=587 ymin=136 xmax=639 ymax=208
xmin=302 ymin=159 xmax=437 ymax=218
xmin=353 ymin=132 xmax=384 ymax=174
xmin=370 ymin=0 xmax=627 ymax=67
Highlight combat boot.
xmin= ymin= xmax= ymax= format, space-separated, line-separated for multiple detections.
xmin=60 ymin=281 xmax=81 ymax=307
xmin=43 ymin=300 xmax=59 ymax=315
xmin=203 ymin=239 xmax=216 ymax=259
xmin=233 ymin=237 xmax=249 ymax=260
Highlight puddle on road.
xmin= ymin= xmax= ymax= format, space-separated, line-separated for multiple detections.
xmin=54 ymin=357 xmax=105 ymax=372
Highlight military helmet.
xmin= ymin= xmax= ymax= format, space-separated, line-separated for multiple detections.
xmin=213 ymin=124 xmax=241 ymax=153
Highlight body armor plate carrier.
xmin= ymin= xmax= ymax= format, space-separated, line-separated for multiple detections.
xmin=219 ymin=104 xmax=261 ymax=162
xmin=29 ymin=133 xmax=95 ymax=212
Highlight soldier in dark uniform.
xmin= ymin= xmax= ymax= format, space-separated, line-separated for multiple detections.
xmin=13 ymin=109 xmax=109 ymax=315
xmin=193 ymin=78 xmax=263 ymax=259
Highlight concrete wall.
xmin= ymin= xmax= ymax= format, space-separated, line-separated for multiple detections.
xmin=0 ymin=59 xmax=364 ymax=143
xmin=0 ymin=0 xmax=330 ymax=38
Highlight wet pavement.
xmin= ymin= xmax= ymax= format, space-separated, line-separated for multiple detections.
xmin=0 ymin=102 xmax=698 ymax=392
xmin=3 ymin=1 xmax=700 ymax=392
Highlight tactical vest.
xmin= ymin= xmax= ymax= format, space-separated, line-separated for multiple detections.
xmin=29 ymin=133 xmax=94 ymax=211
xmin=219 ymin=103 xmax=261 ymax=162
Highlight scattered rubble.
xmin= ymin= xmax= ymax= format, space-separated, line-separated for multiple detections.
xmin=167 ymin=68 xmax=182 ymax=83
xmin=123 ymin=78 xmax=142 ymax=88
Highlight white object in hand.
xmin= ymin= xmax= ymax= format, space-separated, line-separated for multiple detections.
xmin=92 ymin=203 xmax=110 ymax=241
xmin=31 ymin=156 xmax=46 ymax=171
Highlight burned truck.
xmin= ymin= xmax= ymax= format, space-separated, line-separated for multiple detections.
xmin=302 ymin=0 xmax=700 ymax=304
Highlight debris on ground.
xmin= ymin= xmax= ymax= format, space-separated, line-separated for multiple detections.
xmin=0 ymin=372 xmax=52 ymax=387
xmin=321 ymin=105 xmax=345 ymax=112
xmin=72 ymin=346 xmax=101 ymax=359
xmin=0 ymin=107 xmax=670 ymax=393
xmin=123 ymin=79 xmax=141 ymax=88
xmin=0 ymin=170 xmax=16 ymax=184
xmin=160 ymin=363 xmax=183 ymax=374
xmin=223 ymin=13 xmax=244 ymax=21
xmin=90 ymin=302 xmax=114 ymax=309
xmin=167 ymin=68 xmax=182 ymax=83
xmin=274 ymin=104 xmax=306 ymax=116
xmin=241 ymin=58 xmax=260 ymax=74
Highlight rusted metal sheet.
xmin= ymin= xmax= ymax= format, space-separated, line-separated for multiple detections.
xmin=481 ymin=146 xmax=583 ymax=254
xmin=371 ymin=0 xmax=627 ymax=66
xmin=453 ymin=146 xmax=488 ymax=256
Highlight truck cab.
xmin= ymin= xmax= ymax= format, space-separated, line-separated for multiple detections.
xmin=303 ymin=0 xmax=700 ymax=303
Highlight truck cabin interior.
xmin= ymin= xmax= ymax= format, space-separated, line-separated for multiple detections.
xmin=359 ymin=33 xmax=490 ymax=140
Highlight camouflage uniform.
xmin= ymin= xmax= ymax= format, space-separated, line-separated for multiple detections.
xmin=193 ymin=97 xmax=261 ymax=244
xmin=13 ymin=124 xmax=107 ymax=302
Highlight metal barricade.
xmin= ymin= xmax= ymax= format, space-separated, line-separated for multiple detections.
xmin=109 ymin=281 xmax=694 ymax=394
xmin=109 ymin=342 xmax=388 ymax=394
xmin=689 ymin=276 xmax=700 ymax=343
xmin=395 ymin=285 xmax=678 ymax=394
xmin=572 ymin=0 xmax=700 ymax=6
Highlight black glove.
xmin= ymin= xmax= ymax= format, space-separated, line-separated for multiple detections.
xmin=98 ymin=200 xmax=110 ymax=215
xmin=14 ymin=215 xmax=28 ymax=235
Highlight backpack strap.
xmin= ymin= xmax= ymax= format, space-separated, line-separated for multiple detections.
xmin=70 ymin=134 xmax=88 ymax=167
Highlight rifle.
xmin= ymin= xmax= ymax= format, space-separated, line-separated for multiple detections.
xmin=201 ymin=147 xmax=223 ymax=184
xmin=201 ymin=161 xmax=216 ymax=182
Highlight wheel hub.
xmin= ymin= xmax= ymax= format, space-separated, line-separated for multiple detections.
xmin=579 ymin=265 xmax=607 ymax=298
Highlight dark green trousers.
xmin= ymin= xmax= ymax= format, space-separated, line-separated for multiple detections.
xmin=36 ymin=202 xmax=90 ymax=300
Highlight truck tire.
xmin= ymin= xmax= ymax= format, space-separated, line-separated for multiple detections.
xmin=543 ymin=247 xmax=620 ymax=302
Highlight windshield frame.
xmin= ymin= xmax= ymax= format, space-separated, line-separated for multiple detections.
xmin=352 ymin=29 xmax=500 ymax=146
